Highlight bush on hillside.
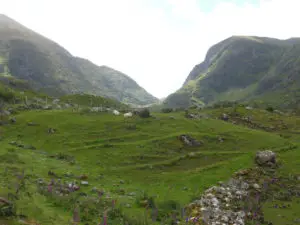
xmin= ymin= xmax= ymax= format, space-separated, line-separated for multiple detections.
xmin=174 ymin=107 xmax=185 ymax=112
xmin=0 ymin=87 xmax=14 ymax=102
xmin=212 ymin=101 xmax=237 ymax=109
xmin=189 ymin=105 xmax=198 ymax=110
xmin=161 ymin=108 xmax=173 ymax=113
xmin=138 ymin=108 xmax=150 ymax=118
xmin=266 ymin=106 xmax=274 ymax=112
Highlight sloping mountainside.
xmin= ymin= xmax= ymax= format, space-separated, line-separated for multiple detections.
xmin=164 ymin=36 xmax=300 ymax=108
xmin=0 ymin=14 xmax=158 ymax=105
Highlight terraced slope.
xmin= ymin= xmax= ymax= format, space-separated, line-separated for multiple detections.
xmin=1 ymin=107 xmax=299 ymax=224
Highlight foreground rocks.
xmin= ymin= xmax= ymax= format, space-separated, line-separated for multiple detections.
xmin=185 ymin=178 xmax=250 ymax=225
xmin=183 ymin=150 xmax=278 ymax=225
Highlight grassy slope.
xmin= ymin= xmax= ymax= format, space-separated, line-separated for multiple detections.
xmin=0 ymin=15 xmax=158 ymax=105
xmin=1 ymin=105 xmax=299 ymax=224
xmin=164 ymin=36 xmax=300 ymax=109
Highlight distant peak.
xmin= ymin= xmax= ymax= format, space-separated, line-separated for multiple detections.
xmin=0 ymin=14 xmax=12 ymax=20
xmin=0 ymin=14 xmax=20 ymax=25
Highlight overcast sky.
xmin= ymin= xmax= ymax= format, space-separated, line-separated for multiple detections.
xmin=0 ymin=0 xmax=299 ymax=98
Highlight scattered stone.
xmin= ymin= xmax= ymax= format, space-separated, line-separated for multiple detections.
xmin=255 ymin=150 xmax=276 ymax=166
xmin=218 ymin=136 xmax=224 ymax=143
xmin=220 ymin=113 xmax=229 ymax=121
xmin=37 ymin=178 xmax=44 ymax=184
xmin=91 ymin=187 xmax=98 ymax=192
xmin=185 ymin=113 xmax=197 ymax=119
xmin=10 ymin=117 xmax=16 ymax=123
xmin=253 ymin=183 xmax=260 ymax=190
xmin=178 ymin=134 xmax=202 ymax=147
xmin=128 ymin=192 xmax=136 ymax=196
xmin=9 ymin=141 xmax=17 ymax=145
xmin=188 ymin=152 xmax=196 ymax=157
xmin=23 ymin=145 xmax=36 ymax=150
xmin=125 ymin=203 xmax=132 ymax=208
xmin=27 ymin=122 xmax=38 ymax=126
xmin=120 ymin=180 xmax=125 ymax=184
xmin=64 ymin=172 xmax=74 ymax=177
xmin=81 ymin=181 xmax=89 ymax=186
xmin=48 ymin=128 xmax=56 ymax=134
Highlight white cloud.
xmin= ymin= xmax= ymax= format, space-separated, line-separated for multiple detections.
xmin=1 ymin=0 xmax=300 ymax=98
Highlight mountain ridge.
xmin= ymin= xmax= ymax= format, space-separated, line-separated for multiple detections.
xmin=164 ymin=35 xmax=300 ymax=109
xmin=0 ymin=14 xmax=158 ymax=105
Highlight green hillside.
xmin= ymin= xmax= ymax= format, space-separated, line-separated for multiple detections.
xmin=1 ymin=104 xmax=300 ymax=224
xmin=164 ymin=36 xmax=300 ymax=109
xmin=0 ymin=14 xmax=158 ymax=106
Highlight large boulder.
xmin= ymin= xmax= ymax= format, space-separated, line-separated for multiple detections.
xmin=179 ymin=135 xmax=202 ymax=147
xmin=255 ymin=150 xmax=276 ymax=166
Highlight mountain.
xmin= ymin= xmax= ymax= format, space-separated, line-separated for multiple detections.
xmin=164 ymin=36 xmax=300 ymax=109
xmin=0 ymin=14 xmax=158 ymax=105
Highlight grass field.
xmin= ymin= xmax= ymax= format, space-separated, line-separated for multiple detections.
xmin=0 ymin=106 xmax=299 ymax=224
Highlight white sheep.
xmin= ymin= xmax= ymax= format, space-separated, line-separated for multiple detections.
xmin=113 ymin=110 xmax=120 ymax=115
xmin=124 ymin=112 xmax=133 ymax=118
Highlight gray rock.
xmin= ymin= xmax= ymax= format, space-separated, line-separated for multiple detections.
xmin=52 ymin=99 xmax=60 ymax=104
xmin=255 ymin=150 xmax=276 ymax=166
xmin=81 ymin=181 xmax=89 ymax=185
xmin=128 ymin=192 xmax=136 ymax=196
xmin=27 ymin=122 xmax=38 ymax=126
xmin=179 ymin=134 xmax=202 ymax=146
xmin=91 ymin=187 xmax=98 ymax=192
xmin=48 ymin=128 xmax=56 ymax=134
xmin=253 ymin=183 xmax=260 ymax=189
xmin=37 ymin=178 xmax=44 ymax=184
xmin=0 ymin=110 xmax=11 ymax=116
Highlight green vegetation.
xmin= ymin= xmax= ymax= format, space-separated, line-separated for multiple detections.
xmin=1 ymin=14 xmax=300 ymax=225
xmin=164 ymin=35 xmax=300 ymax=109
xmin=0 ymin=104 xmax=300 ymax=224
xmin=0 ymin=14 xmax=158 ymax=106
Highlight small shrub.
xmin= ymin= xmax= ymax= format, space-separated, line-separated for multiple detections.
xmin=139 ymin=108 xmax=150 ymax=118
xmin=0 ymin=200 xmax=15 ymax=217
xmin=126 ymin=124 xmax=136 ymax=130
xmin=161 ymin=108 xmax=173 ymax=113
xmin=266 ymin=106 xmax=274 ymax=112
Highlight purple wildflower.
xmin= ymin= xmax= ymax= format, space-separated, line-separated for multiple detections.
xmin=73 ymin=207 xmax=80 ymax=224
xmin=48 ymin=183 xmax=53 ymax=193
xmin=102 ymin=210 xmax=108 ymax=225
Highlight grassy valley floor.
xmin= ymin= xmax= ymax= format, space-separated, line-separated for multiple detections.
xmin=0 ymin=106 xmax=299 ymax=224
